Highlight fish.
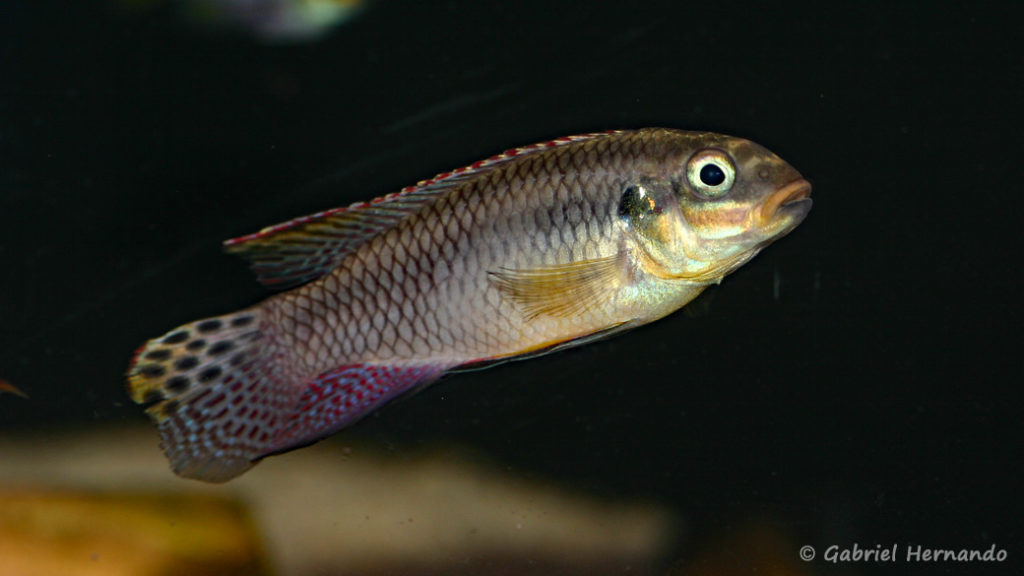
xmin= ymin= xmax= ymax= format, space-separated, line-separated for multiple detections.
xmin=116 ymin=0 xmax=369 ymax=43
xmin=127 ymin=128 xmax=812 ymax=482
xmin=0 ymin=379 xmax=28 ymax=399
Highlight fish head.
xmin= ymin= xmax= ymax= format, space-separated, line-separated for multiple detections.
xmin=622 ymin=131 xmax=812 ymax=283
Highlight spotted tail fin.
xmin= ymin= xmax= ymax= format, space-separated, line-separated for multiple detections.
xmin=128 ymin=310 xmax=445 ymax=482
xmin=127 ymin=309 xmax=286 ymax=482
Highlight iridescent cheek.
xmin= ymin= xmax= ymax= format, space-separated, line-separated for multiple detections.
xmin=682 ymin=202 xmax=752 ymax=239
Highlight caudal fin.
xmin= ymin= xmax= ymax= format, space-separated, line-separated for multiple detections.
xmin=127 ymin=309 xmax=286 ymax=481
xmin=128 ymin=309 xmax=446 ymax=482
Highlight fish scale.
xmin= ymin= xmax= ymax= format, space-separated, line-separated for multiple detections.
xmin=284 ymin=137 xmax=616 ymax=366
xmin=127 ymin=128 xmax=812 ymax=482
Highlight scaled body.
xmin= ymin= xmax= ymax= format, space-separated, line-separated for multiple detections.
xmin=128 ymin=128 xmax=812 ymax=481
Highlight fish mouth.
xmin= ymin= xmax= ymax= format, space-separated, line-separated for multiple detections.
xmin=759 ymin=178 xmax=813 ymax=227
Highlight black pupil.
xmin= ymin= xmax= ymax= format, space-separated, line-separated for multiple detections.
xmin=699 ymin=163 xmax=726 ymax=186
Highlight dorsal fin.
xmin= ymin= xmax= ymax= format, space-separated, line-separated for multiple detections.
xmin=224 ymin=130 xmax=624 ymax=289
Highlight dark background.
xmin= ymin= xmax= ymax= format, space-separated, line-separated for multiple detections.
xmin=2 ymin=1 xmax=1020 ymax=573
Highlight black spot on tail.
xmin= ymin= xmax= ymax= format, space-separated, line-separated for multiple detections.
xmin=230 ymin=315 xmax=255 ymax=327
xmin=186 ymin=339 xmax=207 ymax=352
xmin=145 ymin=349 xmax=172 ymax=361
xmin=158 ymin=399 xmax=180 ymax=417
xmin=198 ymin=366 xmax=223 ymax=383
xmin=174 ymin=356 xmax=199 ymax=371
xmin=197 ymin=319 xmax=223 ymax=333
xmin=166 ymin=375 xmax=190 ymax=394
xmin=139 ymin=364 xmax=167 ymax=378
xmin=141 ymin=388 xmax=165 ymax=407
xmin=164 ymin=331 xmax=190 ymax=344
xmin=208 ymin=341 xmax=235 ymax=356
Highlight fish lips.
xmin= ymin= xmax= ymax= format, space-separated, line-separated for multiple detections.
xmin=759 ymin=178 xmax=813 ymax=234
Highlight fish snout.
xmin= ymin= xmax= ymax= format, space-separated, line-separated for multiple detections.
xmin=759 ymin=178 xmax=812 ymax=228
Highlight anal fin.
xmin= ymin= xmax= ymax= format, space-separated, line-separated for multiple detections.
xmin=265 ymin=363 xmax=446 ymax=459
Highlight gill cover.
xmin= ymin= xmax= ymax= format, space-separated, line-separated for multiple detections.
xmin=617 ymin=181 xmax=695 ymax=278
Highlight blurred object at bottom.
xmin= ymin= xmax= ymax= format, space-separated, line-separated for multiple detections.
xmin=0 ymin=427 xmax=676 ymax=575
xmin=0 ymin=489 xmax=269 ymax=576
xmin=669 ymin=520 xmax=824 ymax=576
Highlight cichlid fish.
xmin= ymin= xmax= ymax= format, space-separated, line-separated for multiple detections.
xmin=127 ymin=128 xmax=812 ymax=482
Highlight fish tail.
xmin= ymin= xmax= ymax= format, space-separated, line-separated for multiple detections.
xmin=127 ymin=308 xmax=284 ymax=482
xmin=128 ymin=308 xmax=445 ymax=482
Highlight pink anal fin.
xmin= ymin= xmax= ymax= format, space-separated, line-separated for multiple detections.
xmin=262 ymin=363 xmax=446 ymax=459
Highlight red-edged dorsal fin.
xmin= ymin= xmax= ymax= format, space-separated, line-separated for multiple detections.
xmin=224 ymin=130 xmax=626 ymax=289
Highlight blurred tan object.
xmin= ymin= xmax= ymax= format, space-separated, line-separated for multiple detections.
xmin=0 ymin=427 xmax=676 ymax=575
xmin=0 ymin=489 xmax=269 ymax=576
xmin=669 ymin=520 xmax=818 ymax=576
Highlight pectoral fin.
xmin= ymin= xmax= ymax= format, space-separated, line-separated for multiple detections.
xmin=488 ymin=253 xmax=624 ymax=320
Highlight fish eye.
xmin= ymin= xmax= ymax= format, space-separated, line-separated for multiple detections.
xmin=686 ymin=149 xmax=736 ymax=198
